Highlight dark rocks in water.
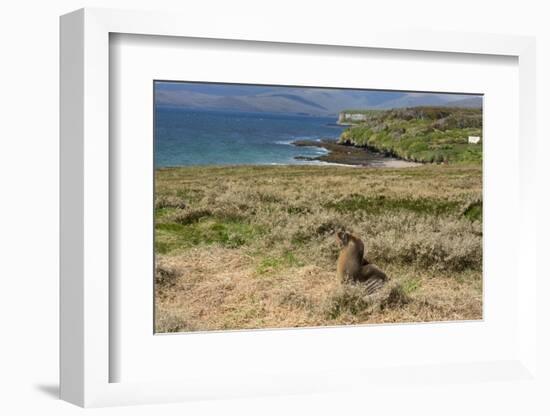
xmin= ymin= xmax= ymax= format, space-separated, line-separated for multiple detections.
xmin=292 ymin=139 xmax=402 ymax=166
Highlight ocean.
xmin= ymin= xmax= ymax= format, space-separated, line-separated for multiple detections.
xmin=154 ymin=107 xmax=345 ymax=167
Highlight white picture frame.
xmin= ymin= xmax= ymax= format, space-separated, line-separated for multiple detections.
xmin=60 ymin=7 xmax=539 ymax=408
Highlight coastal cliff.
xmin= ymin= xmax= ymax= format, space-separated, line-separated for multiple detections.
xmin=337 ymin=107 xmax=483 ymax=164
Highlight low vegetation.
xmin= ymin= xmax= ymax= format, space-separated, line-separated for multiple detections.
xmin=338 ymin=106 xmax=482 ymax=163
xmin=155 ymin=164 xmax=482 ymax=332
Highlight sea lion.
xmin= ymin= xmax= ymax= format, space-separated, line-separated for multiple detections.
xmin=336 ymin=231 xmax=388 ymax=293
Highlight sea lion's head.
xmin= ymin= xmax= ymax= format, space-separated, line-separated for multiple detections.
xmin=336 ymin=230 xmax=351 ymax=246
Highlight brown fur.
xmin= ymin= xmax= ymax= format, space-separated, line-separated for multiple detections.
xmin=336 ymin=231 xmax=388 ymax=292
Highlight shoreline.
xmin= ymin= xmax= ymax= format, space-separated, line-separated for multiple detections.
xmin=292 ymin=139 xmax=421 ymax=168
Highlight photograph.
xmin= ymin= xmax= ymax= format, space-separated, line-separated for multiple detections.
xmin=153 ymin=81 xmax=483 ymax=333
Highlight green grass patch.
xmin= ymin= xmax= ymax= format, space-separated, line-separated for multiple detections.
xmin=155 ymin=218 xmax=263 ymax=254
xmin=463 ymin=200 xmax=482 ymax=222
xmin=401 ymin=278 xmax=422 ymax=294
xmin=155 ymin=207 xmax=179 ymax=219
xmin=256 ymin=251 xmax=303 ymax=275
xmin=325 ymin=194 xmax=459 ymax=216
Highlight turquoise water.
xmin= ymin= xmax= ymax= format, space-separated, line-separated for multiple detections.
xmin=154 ymin=107 xmax=345 ymax=167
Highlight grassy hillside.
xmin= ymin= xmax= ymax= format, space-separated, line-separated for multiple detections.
xmin=338 ymin=107 xmax=482 ymax=163
xmin=155 ymin=164 xmax=482 ymax=332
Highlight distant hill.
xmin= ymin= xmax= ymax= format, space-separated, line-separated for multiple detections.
xmin=373 ymin=94 xmax=482 ymax=110
xmin=155 ymin=85 xmax=482 ymax=116
xmin=439 ymin=96 xmax=483 ymax=108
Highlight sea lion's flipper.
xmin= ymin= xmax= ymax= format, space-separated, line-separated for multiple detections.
xmin=364 ymin=277 xmax=386 ymax=295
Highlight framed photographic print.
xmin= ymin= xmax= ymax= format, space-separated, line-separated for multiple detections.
xmin=60 ymin=8 xmax=541 ymax=409
xmin=152 ymin=80 xmax=483 ymax=334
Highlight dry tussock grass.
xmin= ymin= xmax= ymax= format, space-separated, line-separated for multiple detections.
xmin=155 ymin=164 xmax=482 ymax=332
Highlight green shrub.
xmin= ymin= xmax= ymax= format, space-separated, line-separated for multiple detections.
xmin=171 ymin=209 xmax=212 ymax=225
xmin=324 ymin=285 xmax=372 ymax=319
xmin=380 ymin=284 xmax=411 ymax=309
